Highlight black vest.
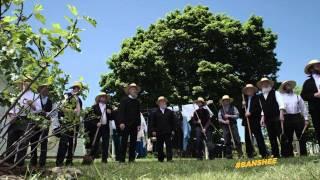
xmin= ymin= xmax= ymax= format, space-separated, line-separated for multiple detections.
xmin=259 ymin=90 xmax=280 ymax=118
xmin=220 ymin=105 xmax=237 ymax=124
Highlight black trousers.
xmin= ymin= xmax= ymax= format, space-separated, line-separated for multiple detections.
xmin=90 ymin=125 xmax=110 ymax=161
xmin=112 ymin=130 xmax=121 ymax=161
xmin=156 ymin=133 xmax=173 ymax=162
xmin=119 ymin=126 xmax=138 ymax=162
xmin=310 ymin=110 xmax=320 ymax=145
xmin=30 ymin=127 xmax=49 ymax=166
xmin=222 ymin=123 xmax=243 ymax=158
xmin=282 ymin=114 xmax=307 ymax=157
xmin=6 ymin=117 xmax=30 ymax=167
xmin=56 ymin=125 xmax=79 ymax=166
xmin=244 ymin=118 xmax=267 ymax=158
xmin=194 ymin=127 xmax=204 ymax=159
xmin=265 ymin=117 xmax=282 ymax=158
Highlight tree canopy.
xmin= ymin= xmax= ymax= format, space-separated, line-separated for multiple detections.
xmin=101 ymin=5 xmax=281 ymax=107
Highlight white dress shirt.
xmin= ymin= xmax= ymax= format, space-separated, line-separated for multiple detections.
xmin=160 ymin=107 xmax=166 ymax=114
xmin=281 ymin=93 xmax=309 ymax=121
xmin=312 ymin=74 xmax=320 ymax=91
xmin=99 ymin=103 xmax=107 ymax=125
xmin=9 ymin=90 xmax=41 ymax=116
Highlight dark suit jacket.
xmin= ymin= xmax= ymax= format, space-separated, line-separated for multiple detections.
xmin=150 ymin=108 xmax=176 ymax=135
xmin=301 ymin=76 xmax=320 ymax=113
xmin=242 ymin=95 xmax=262 ymax=126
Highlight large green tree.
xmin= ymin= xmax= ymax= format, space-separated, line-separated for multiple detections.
xmin=100 ymin=5 xmax=281 ymax=107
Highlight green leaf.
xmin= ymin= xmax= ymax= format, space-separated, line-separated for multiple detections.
xmin=83 ymin=16 xmax=97 ymax=27
xmin=64 ymin=16 xmax=73 ymax=24
xmin=33 ymin=4 xmax=43 ymax=13
xmin=2 ymin=16 xmax=17 ymax=22
xmin=67 ymin=4 xmax=78 ymax=16
xmin=34 ymin=13 xmax=46 ymax=24
xmin=51 ymin=23 xmax=68 ymax=36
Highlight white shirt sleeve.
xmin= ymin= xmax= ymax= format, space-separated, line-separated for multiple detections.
xmin=233 ymin=107 xmax=240 ymax=119
xmin=298 ymin=95 xmax=309 ymax=121
xmin=275 ymin=91 xmax=285 ymax=110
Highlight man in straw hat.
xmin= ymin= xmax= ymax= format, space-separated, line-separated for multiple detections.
xmin=29 ymin=83 xmax=53 ymax=167
xmin=257 ymin=77 xmax=285 ymax=158
xmin=84 ymin=92 xmax=113 ymax=163
xmin=280 ymin=80 xmax=308 ymax=157
xmin=301 ymin=59 xmax=320 ymax=146
xmin=56 ymin=81 xmax=83 ymax=166
xmin=149 ymin=96 xmax=176 ymax=162
xmin=242 ymin=84 xmax=268 ymax=158
xmin=6 ymin=75 xmax=41 ymax=167
xmin=218 ymin=95 xmax=243 ymax=159
xmin=118 ymin=83 xmax=141 ymax=163
xmin=191 ymin=97 xmax=212 ymax=160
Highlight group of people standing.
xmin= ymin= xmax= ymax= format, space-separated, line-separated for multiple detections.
xmin=4 ymin=59 xmax=320 ymax=168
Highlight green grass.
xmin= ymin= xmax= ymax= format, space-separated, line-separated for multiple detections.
xmin=55 ymin=156 xmax=320 ymax=180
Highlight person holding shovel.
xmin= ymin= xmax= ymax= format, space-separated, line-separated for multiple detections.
xmin=150 ymin=96 xmax=176 ymax=162
xmin=257 ymin=77 xmax=285 ymax=158
xmin=218 ymin=95 xmax=243 ymax=159
xmin=191 ymin=97 xmax=211 ymax=160
xmin=84 ymin=92 xmax=113 ymax=163
xmin=56 ymin=82 xmax=82 ymax=166
xmin=280 ymin=81 xmax=309 ymax=157
xmin=242 ymin=84 xmax=268 ymax=158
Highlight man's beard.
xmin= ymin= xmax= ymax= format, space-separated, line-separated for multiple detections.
xmin=262 ymin=86 xmax=272 ymax=93
xmin=129 ymin=93 xmax=138 ymax=99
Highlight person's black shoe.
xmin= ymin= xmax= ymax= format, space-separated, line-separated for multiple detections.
xmin=167 ymin=160 xmax=174 ymax=163
xmin=102 ymin=159 xmax=108 ymax=163
xmin=65 ymin=160 xmax=73 ymax=166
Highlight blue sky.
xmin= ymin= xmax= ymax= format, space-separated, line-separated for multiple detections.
xmin=25 ymin=0 xmax=320 ymax=107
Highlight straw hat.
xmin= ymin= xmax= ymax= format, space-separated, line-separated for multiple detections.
xmin=242 ymin=84 xmax=258 ymax=95
xmin=304 ymin=59 xmax=320 ymax=75
xmin=194 ymin=97 xmax=206 ymax=105
xmin=257 ymin=77 xmax=274 ymax=89
xmin=95 ymin=92 xmax=110 ymax=103
xmin=37 ymin=83 xmax=50 ymax=93
xmin=70 ymin=81 xmax=82 ymax=90
xmin=124 ymin=83 xmax=141 ymax=95
xmin=156 ymin=96 xmax=168 ymax=104
xmin=219 ymin=95 xmax=233 ymax=104
xmin=279 ymin=80 xmax=296 ymax=93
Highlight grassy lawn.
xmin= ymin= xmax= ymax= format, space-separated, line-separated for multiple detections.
xmin=53 ymin=156 xmax=320 ymax=180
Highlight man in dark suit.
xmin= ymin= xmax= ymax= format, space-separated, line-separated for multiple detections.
xmin=118 ymin=83 xmax=141 ymax=163
xmin=242 ymin=84 xmax=268 ymax=158
xmin=257 ymin=78 xmax=285 ymax=158
xmin=30 ymin=84 xmax=53 ymax=167
xmin=191 ymin=97 xmax=211 ymax=160
xmin=85 ymin=92 xmax=113 ymax=163
xmin=301 ymin=59 xmax=320 ymax=145
xmin=150 ymin=96 xmax=176 ymax=162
